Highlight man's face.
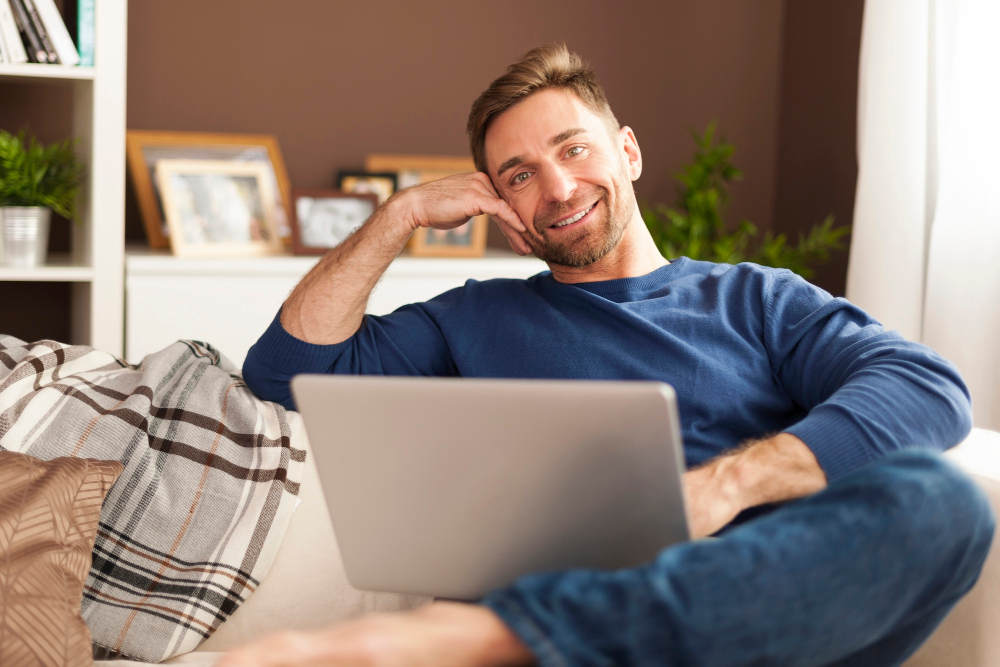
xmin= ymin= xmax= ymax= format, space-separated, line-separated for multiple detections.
xmin=485 ymin=89 xmax=637 ymax=268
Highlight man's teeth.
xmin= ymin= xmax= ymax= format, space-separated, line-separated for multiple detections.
xmin=553 ymin=204 xmax=594 ymax=228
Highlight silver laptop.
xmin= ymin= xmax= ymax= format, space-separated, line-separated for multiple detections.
xmin=291 ymin=375 xmax=690 ymax=600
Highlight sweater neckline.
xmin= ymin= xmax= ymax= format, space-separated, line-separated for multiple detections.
xmin=547 ymin=258 xmax=687 ymax=297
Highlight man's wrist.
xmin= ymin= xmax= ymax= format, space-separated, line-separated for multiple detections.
xmin=730 ymin=433 xmax=828 ymax=509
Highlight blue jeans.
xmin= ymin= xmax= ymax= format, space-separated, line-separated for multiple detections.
xmin=482 ymin=449 xmax=995 ymax=666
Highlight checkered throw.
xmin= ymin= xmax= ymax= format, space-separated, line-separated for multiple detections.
xmin=0 ymin=336 xmax=304 ymax=661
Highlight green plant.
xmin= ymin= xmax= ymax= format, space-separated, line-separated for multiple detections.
xmin=642 ymin=122 xmax=850 ymax=279
xmin=0 ymin=129 xmax=85 ymax=221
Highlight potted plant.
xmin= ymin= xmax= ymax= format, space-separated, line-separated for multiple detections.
xmin=0 ymin=130 xmax=85 ymax=268
xmin=643 ymin=122 xmax=850 ymax=280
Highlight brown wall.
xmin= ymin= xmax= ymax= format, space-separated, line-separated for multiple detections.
xmin=1 ymin=0 xmax=864 ymax=342
xmin=124 ymin=0 xmax=785 ymax=248
xmin=772 ymin=0 xmax=864 ymax=296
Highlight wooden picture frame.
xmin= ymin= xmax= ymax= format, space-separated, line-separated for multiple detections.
xmin=363 ymin=154 xmax=488 ymax=257
xmin=155 ymin=159 xmax=284 ymax=258
xmin=126 ymin=130 xmax=293 ymax=249
xmin=291 ymin=189 xmax=378 ymax=255
xmin=337 ymin=171 xmax=397 ymax=205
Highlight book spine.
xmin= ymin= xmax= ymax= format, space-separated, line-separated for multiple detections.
xmin=9 ymin=0 xmax=45 ymax=63
xmin=20 ymin=0 xmax=57 ymax=63
xmin=0 ymin=1 xmax=29 ymax=63
xmin=77 ymin=0 xmax=92 ymax=67
xmin=0 ymin=25 xmax=8 ymax=62
xmin=33 ymin=0 xmax=78 ymax=66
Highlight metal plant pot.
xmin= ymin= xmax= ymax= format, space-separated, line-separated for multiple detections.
xmin=0 ymin=206 xmax=51 ymax=268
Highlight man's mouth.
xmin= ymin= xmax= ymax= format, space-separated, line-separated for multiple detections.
xmin=549 ymin=202 xmax=598 ymax=230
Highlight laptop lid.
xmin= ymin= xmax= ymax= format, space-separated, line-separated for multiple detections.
xmin=291 ymin=375 xmax=689 ymax=600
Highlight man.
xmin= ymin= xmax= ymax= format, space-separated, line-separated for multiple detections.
xmin=224 ymin=45 xmax=993 ymax=666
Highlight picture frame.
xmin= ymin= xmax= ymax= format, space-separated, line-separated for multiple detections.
xmin=363 ymin=154 xmax=488 ymax=257
xmin=337 ymin=171 xmax=397 ymax=205
xmin=155 ymin=159 xmax=284 ymax=258
xmin=126 ymin=130 xmax=293 ymax=249
xmin=290 ymin=189 xmax=379 ymax=255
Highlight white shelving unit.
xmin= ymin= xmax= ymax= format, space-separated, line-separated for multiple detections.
xmin=1 ymin=1 xmax=127 ymax=355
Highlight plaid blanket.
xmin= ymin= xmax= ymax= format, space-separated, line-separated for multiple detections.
xmin=0 ymin=336 xmax=305 ymax=662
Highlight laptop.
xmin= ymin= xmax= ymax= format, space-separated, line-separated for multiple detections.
xmin=291 ymin=375 xmax=690 ymax=600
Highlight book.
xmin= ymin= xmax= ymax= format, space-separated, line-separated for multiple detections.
xmin=20 ymin=0 xmax=57 ymax=63
xmin=0 ymin=1 xmax=29 ymax=63
xmin=33 ymin=0 xmax=78 ymax=66
xmin=64 ymin=0 xmax=92 ymax=67
xmin=0 ymin=25 xmax=7 ymax=62
xmin=9 ymin=0 xmax=46 ymax=63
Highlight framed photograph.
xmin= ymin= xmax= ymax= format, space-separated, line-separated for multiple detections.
xmin=155 ymin=159 xmax=284 ymax=258
xmin=126 ymin=131 xmax=293 ymax=249
xmin=363 ymin=154 xmax=488 ymax=257
xmin=337 ymin=171 xmax=396 ymax=205
xmin=291 ymin=189 xmax=378 ymax=255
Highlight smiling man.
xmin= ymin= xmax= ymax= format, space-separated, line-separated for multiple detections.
xmin=230 ymin=45 xmax=994 ymax=666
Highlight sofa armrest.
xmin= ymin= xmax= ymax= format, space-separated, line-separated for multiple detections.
xmin=904 ymin=429 xmax=1000 ymax=666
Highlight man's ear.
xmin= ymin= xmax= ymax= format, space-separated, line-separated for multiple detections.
xmin=619 ymin=126 xmax=642 ymax=181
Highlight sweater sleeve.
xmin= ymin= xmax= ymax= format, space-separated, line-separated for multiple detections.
xmin=242 ymin=288 xmax=464 ymax=410
xmin=763 ymin=270 xmax=972 ymax=479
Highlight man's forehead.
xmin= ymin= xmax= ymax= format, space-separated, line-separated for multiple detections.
xmin=485 ymin=89 xmax=603 ymax=175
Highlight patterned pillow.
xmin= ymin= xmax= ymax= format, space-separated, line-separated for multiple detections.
xmin=0 ymin=451 xmax=122 ymax=667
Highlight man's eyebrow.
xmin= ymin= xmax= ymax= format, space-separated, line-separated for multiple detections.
xmin=550 ymin=128 xmax=586 ymax=146
xmin=495 ymin=128 xmax=588 ymax=178
xmin=496 ymin=155 xmax=526 ymax=178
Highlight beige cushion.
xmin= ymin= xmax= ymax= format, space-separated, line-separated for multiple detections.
xmin=0 ymin=451 xmax=122 ymax=667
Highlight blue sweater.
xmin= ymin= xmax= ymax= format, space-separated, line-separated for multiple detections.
xmin=243 ymin=258 xmax=971 ymax=479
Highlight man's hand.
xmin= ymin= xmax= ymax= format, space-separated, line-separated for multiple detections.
xmin=683 ymin=433 xmax=828 ymax=538
xmin=399 ymin=172 xmax=532 ymax=256
xmin=216 ymin=602 xmax=534 ymax=667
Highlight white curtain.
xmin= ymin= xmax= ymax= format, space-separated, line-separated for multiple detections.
xmin=848 ymin=0 xmax=1000 ymax=430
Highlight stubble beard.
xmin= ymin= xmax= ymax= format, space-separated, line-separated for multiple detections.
xmin=526 ymin=169 xmax=633 ymax=269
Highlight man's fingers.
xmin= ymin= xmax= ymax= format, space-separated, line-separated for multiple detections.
xmin=473 ymin=193 xmax=526 ymax=233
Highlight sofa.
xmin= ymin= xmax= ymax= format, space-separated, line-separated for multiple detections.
xmin=97 ymin=421 xmax=1000 ymax=666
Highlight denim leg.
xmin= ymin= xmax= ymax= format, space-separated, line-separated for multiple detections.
xmin=481 ymin=449 xmax=995 ymax=667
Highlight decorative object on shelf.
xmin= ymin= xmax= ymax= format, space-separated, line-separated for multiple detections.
xmin=155 ymin=159 xmax=284 ymax=258
xmin=642 ymin=122 xmax=850 ymax=280
xmin=364 ymin=154 xmax=488 ymax=258
xmin=290 ymin=189 xmax=378 ymax=255
xmin=126 ymin=130 xmax=293 ymax=249
xmin=0 ymin=129 xmax=83 ymax=267
xmin=337 ymin=170 xmax=396 ymax=205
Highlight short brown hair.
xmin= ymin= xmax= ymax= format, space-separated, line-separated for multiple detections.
xmin=467 ymin=43 xmax=620 ymax=173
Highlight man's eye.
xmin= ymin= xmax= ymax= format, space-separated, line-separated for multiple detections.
xmin=514 ymin=171 xmax=532 ymax=184
xmin=566 ymin=146 xmax=583 ymax=157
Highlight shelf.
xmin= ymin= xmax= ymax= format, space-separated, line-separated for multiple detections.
xmin=0 ymin=254 xmax=93 ymax=281
xmin=0 ymin=63 xmax=95 ymax=83
xmin=125 ymin=246 xmax=547 ymax=278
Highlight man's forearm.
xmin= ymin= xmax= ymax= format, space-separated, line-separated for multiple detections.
xmin=281 ymin=199 xmax=414 ymax=345
xmin=684 ymin=433 xmax=827 ymax=538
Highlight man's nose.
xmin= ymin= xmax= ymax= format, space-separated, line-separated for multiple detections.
xmin=539 ymin=164 xmax=577 ymax=204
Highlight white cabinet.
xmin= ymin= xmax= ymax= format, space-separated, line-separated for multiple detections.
xmin=125 ymin=249 xmax=547 ymax=368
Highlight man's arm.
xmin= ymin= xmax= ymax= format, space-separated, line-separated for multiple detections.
xmin=683 ymin=433 xmax=827 ymax=538
xmin=281 ymin=172 xmax=530 ymax=346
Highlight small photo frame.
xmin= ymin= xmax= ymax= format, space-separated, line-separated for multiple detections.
xmin=337 ymin=171 xmax=396 ymax=205
xmin=127 ymin=131 xmax=293 ymax=249
xmin=291 ymin=189 xmax=379 ymax=255
xmin=155 ymin=159 xmax=284 ymax=258
xmin=363 ymin=154 xmax=489 ymax=258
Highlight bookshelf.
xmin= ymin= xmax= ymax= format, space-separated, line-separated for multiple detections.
xmin=1 ymin=0 xmax=126 ymax=354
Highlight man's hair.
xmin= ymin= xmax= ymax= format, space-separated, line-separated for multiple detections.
xmin=467 ymin=43 xmax=620 ymax=173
